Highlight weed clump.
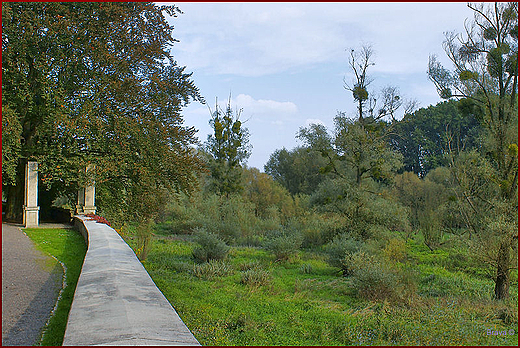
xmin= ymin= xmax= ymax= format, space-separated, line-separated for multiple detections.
xmin=300 ymin=263 xmax=313 ymax=274
xmin=347 ymin=251 xmax=417 ymax=304
xmin=192 ymin=228 xmax=230 ymax=263
xmin=238 ymin=260 xmax=261 ymax=271
xmin=264 ymin=228 xmax=303 ymax=261
xmin=240 ymin=268 xmax=271 ymax=287
xmin=192 ymin=260 xmax=234 ymax=279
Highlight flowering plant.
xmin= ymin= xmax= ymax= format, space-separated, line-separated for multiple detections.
xmin=84 ymin=213 xmax=111 ymax=227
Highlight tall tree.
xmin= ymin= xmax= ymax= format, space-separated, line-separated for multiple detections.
xmin=264 ymin=146 xmax=328 ymax=196
xmin=428 ymin=2 xmax=518 ymax=299
xmin=204 ymin=97 xmax=251 ymax=197
xmin=389 ymin=100 xmax=481 ymax=177
xmin=2 ymin=2 xmax=204 ymax=223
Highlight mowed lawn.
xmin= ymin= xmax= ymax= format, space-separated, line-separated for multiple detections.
xmin=130 ymin=235 xmax=518 ymax=346
xmin=24 ymin=228 xmax=87 ymax=346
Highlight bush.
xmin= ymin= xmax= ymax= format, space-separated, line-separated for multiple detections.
xmin=325 ymin=233 xmax=362 ymax=274
xmin=240 ymin=268 xmax=271 ymax=287
xmin=383 ymin=238 xmax=407 ymax=262
xmin=347 ymin=251 xmax=417 ymax=304
xmin=192 ymin=228 xmax=230 ymax=263
xmin=264 ymin=228 xmax=303 ymax=261
xmin=300 ymin=263 xmax=313 ymax=274
xmin=192 ymin=260 xmax=234 ymax=279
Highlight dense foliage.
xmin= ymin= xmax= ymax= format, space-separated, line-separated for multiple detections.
xmin=4 ymin=2 xmax=517 ymax=344
xmin=2 ymin=2 xmax=204 ymax=223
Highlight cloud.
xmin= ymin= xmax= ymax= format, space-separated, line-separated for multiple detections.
xmin=169 ymin=2 xmax=473 ymax=78
xmin=234 ymin=94 xmax=298 ymax=116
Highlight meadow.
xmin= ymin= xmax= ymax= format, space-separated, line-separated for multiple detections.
xmin=124 ymin=228 xmax=518 ymax=346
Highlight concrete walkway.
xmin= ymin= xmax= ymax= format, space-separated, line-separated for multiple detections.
xmin=2 ymin=223 xmax=63 ymax=346
xmin=64 ymin=216 xmax=200 ymax=345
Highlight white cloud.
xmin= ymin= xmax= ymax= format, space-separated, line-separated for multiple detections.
xmin=169 ymin=2 xmax=473 ymax=77
xmin=234 ymin=94 xmax=298 ymax=116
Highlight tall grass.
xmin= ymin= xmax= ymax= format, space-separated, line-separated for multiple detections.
xmin=133 ymin=235 xmax=518 ymax=346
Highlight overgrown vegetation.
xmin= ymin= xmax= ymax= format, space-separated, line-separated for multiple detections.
xmin=5 ymin=2 xmax=517 ymax=346
xmin=24 ymin=228 xmax=87 ymax=346
xmin=123 ymin=232 xmax=517 ymax=346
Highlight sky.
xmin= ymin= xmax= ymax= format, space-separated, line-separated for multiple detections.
xmin=163 ymin=2 xmax=479 ymax=171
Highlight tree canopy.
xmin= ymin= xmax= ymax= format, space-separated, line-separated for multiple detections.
xmin=2 ymin=2 xmax=204 ymax=223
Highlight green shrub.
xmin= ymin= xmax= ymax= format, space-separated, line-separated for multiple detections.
xmin=192 ymin=260 xmax=234 ymax=279
xmin=192 ymin=228 xmax=230 ymax=263
xmin=347 ymin=251 xmax=417 ymax=304
xmin=264 ymin=228 xmax=303 ymax=261
xmin=325 ymin=233 xmax=362 ymax=274
xmin=240 ymin=268 xmax=271 ymax=287
xmin=300 ymin=263 xmax=313 ymax=274
xmin=383 ymin=237 xmax=407 ymax=262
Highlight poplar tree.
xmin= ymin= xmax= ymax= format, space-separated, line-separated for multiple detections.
xmin=428 ymin=2 xmax=518 ymax=300
xmin=205 ymin=98 xmax=251 ymax=197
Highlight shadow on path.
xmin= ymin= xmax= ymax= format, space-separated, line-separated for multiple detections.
xmin=2 ymin=224 xmax=63 ymax=346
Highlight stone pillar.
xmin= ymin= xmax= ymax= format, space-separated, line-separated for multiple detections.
xmin=23 ymin=161 xmax=40 ymax=227
xmin=83 ymin=184 xmax=96 ymax=214
xmin=76 ymin=164 xmax=96 ymax=215
xmin=76 ymin=188 xmax=85 ymax=215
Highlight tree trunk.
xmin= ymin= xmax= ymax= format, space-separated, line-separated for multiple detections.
xmin=494 ymin=241 xmax=510 ymax=300
xmin=4 ymin=160 xmax=26 ymax=222
xmin=4 ymin=183 xmax=24 ymax=222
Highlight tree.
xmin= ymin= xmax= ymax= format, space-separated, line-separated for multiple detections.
xmin=2 ymin=2 xmax=204 ymax=224
xmin=264 ymin=145 xmax=328 ymax=196
xmin=241 ymin=166 xmax=295 ymax=220
xmin=389 ymin=100 xmax=481 ymax=177
xmin=204 ymin=97 xmax=251 ymax=197
xmin=344 ymin=45 xmax=415 ymax=124
xmin=428 ymin=2 xmax=518 ymax=299
xmin=294 ymin=46 xmax=409 ymax=239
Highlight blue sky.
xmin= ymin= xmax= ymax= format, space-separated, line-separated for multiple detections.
xmin=164 ymin=2 xmax=478 ymax=171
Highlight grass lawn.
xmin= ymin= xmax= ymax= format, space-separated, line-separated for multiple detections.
xmin=24 ymin=227 xmax=87 ymax=346
xmin=127 ymin=234 xmax=518 ymax=346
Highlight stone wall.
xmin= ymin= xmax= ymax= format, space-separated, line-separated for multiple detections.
xmin=63 ymin=216 xmax=199 ymax=346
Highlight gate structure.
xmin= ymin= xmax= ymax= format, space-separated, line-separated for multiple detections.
xmin=22 ymin=161 xmax=96 ymax=228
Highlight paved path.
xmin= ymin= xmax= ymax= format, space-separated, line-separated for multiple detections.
xmin=2 ymin=223 xmax=63 ymax=346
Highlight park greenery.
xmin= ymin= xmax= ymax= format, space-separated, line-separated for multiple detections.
xmin=2 ymin=2 xmax=518 ymax=346
xmin=24 ymin=228 xmax=86 ymax=346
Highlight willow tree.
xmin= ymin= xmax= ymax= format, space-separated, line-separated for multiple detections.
xmin=2 ymin=2 xmax=204 ymax=224
xmin=428 ymin=2 xmax=518 ymax=300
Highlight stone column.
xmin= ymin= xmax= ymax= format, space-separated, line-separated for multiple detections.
xmin=75 ymin=188 xmax=85 ymax=215
xmin=83 ymin=184 xmax=96 ymax=214
xmin=23 ymin=161 xmax=40 ymax=227
xmin=76 ymin=164 xmax=96 ymax=215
